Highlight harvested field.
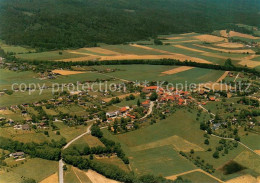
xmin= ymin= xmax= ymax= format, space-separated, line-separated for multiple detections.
xmin=163 ymin=40 xmax=200 ymax=44
xmin=165 ymin=37 xmax=184 ymax=40
xmin=67 ymin=50 xmax=97 ymax=56
xmin=193 ymin=34 xmax=227 ymax=43
xmin=229 ymin=31 xmax=260 ymax=39
xmin=216 ymin=71 xmax=229 ymax=82
xmin=238 ymin=60 xmax=260 ymax=68
xmin=40 ymin=173 xmax=58 ymax=183
xmin=52 ymin=70 xmax=86 ymax=75
xmin=226 ymin=174 xmax=260 ymax=183
xmin=85 ymin=170 xmax=119 ymax=183
xmin=194 ymin=44 xmax=255 ymax=54
xmin=215 ymin=42 xmax=244 ymax=48
xmin=130 ymin=44 xmax=173 ymax=54
xmin=254 ymin=150 xmax=260 ymax=155
xmin=219 ymin=30 xmax=228 ymax=38
xmin=103 ymin=92 xmax=140 ymax=102
xmin=83 ymin=47 xmax=120 ymax=55
xmin=161 ymin=66 xmax=194 ymax=75
xmin=130 ymin=135 xmax=204 ymax=152
xmin=180 ymin=32 xmax=196 ymax=36
xmin=174 ymin=45 xmax=205 ymax=53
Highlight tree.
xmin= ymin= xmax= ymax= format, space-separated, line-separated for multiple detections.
xmin=63 ymin=165 xmax=67 ymax=171
xmin=150 ymin=92 xmax=158 ymax=101
xmin=204 ymin=139 xmax=209 ymax=145
xmin=213 ymin=151 xmax=219 ymax=159
xmin=137 ymin=99 xmax=141 ymax=106
xmin=190 ymin=149 xmax=194 ymax=154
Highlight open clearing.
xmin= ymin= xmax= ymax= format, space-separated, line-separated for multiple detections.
xmin=215 ymin=42 xmax=244 ymax=48
xmin=85 ymin=170 xmax=119 ymax=183
xmin=161 ymin=66 xmax=194 ymax=75
xmin=193 ymin=34 xmax=227 ymax=43
xmin=40 ymin=172 xmax=58 ymax=183
xmin=226 ymin=174 xmax=260 ymax=183
xmin=229 ymin=31 xmax=260 ymax=40
xmin=52 ymin=69 xmax=86 ymax=75
xmin=194 ymin=44 xmax=255 ymax=54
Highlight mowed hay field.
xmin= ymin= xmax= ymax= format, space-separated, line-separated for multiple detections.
xmin=95 ymin=65 xmax=225 ymax=84
xmin=0 ymin=158 xmax=58 ymax=183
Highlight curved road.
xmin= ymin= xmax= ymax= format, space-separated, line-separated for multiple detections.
xmin=59 ymin=119 xmax=96 ymax=183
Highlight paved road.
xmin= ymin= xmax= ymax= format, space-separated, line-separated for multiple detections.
xmin=59 ymin=119 xmax=96 ymax=183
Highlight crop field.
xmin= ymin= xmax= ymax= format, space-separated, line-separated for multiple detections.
xmin=95 ymin=65 xmax=225 ymax=84
xmin=0 ymin=158 xmax=58 ymax=183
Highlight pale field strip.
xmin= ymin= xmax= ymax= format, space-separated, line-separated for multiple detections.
xmin=226 ymin=174 xmax=260 ymax=183
xmin=161 ymin=66 xmax=194 ymax=75
xmin=180 ymin=32 xmax=197 ymax=36
xmin=83 ymin=47 xmax=121 ymax=55
xmin=216 ymin=71 xmax=229 ymax=83
xmin=40 ymin=172 xmax=58 ymax=183
xmin=164 ymin=36 xmax=184 ymax=40
xmin=174 ymin=45 xmax=205 ymax=53
xmin=255 ymin=150 xmax=260 ymax=155
xmin=219 ymin=30 xmax=228 ymax=38
xmin=52 ymin=69 xmax=86 ymax=75
xmin=238 ymin=60 xmax=260 ymax=68
xmin=193 ymin=34 xmax=228 ymax=43
xmin=130 ymin=135 xmax=204 ymax=152
xmin=85 ymin=170 xmax=120 ymax=183
xmin=166 ymin=169 xmax=224 ymax=183
xmin=163 ymin=40 xmax=200 ymax=44
xmin=72 ymin=167 xmax=84 ymax=183
xmin=68 ymin=50 xmax=97 ymax=56
xmin=194 ymin=44 xmax=255 ymax=54
xmin=215 ymin=42 xmax=244 ymax=48
xmin=229 ymin=31 xmax=260 ymax=40
xmin=103 ymin=92 xmax=140 ymax=103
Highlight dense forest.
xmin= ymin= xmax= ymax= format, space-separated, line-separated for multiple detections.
xmin=0 ymin=0 xmax=259 ymax=49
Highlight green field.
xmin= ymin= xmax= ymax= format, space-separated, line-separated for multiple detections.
xmin=15 ymin=50 xmax=84 ymax=61
xmin=0 ymin=158 xmax=58 ymax=183
xmin=180 ymin=171 xmax=220 ymax=183
xmin=94 ymin=65 xmax=225 ymax=84
xmin=0 ymin=40 xmax=35 ymax=54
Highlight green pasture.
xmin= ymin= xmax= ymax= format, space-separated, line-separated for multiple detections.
xmin=15 ymin=50 xmax=83 ymax=61
xmin=0 ymin=40 xmax=35 ymax=54
xmin=98 ymin=64 xmax=225 ymax=84
xmin=180 ymin=171 xmax=220 ymax=183
xmin=0 ymin=158 xmax=58 ymax=183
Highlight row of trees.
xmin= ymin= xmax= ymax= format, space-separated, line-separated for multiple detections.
xmin=0 ymin=137 xmax=66 ymax=161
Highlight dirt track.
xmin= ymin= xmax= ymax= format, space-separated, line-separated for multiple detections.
xmin=216 ymin=71 xmax=229 ymax=82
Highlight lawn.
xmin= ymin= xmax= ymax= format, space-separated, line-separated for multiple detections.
xmin=0 ymin=158 xmax=58 ymax=183
xmin=71 ymin=134 xmax=105 ymax=148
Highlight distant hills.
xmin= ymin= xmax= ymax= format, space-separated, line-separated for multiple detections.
xmin=0 ymin=0 xmax=259 ymax=49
